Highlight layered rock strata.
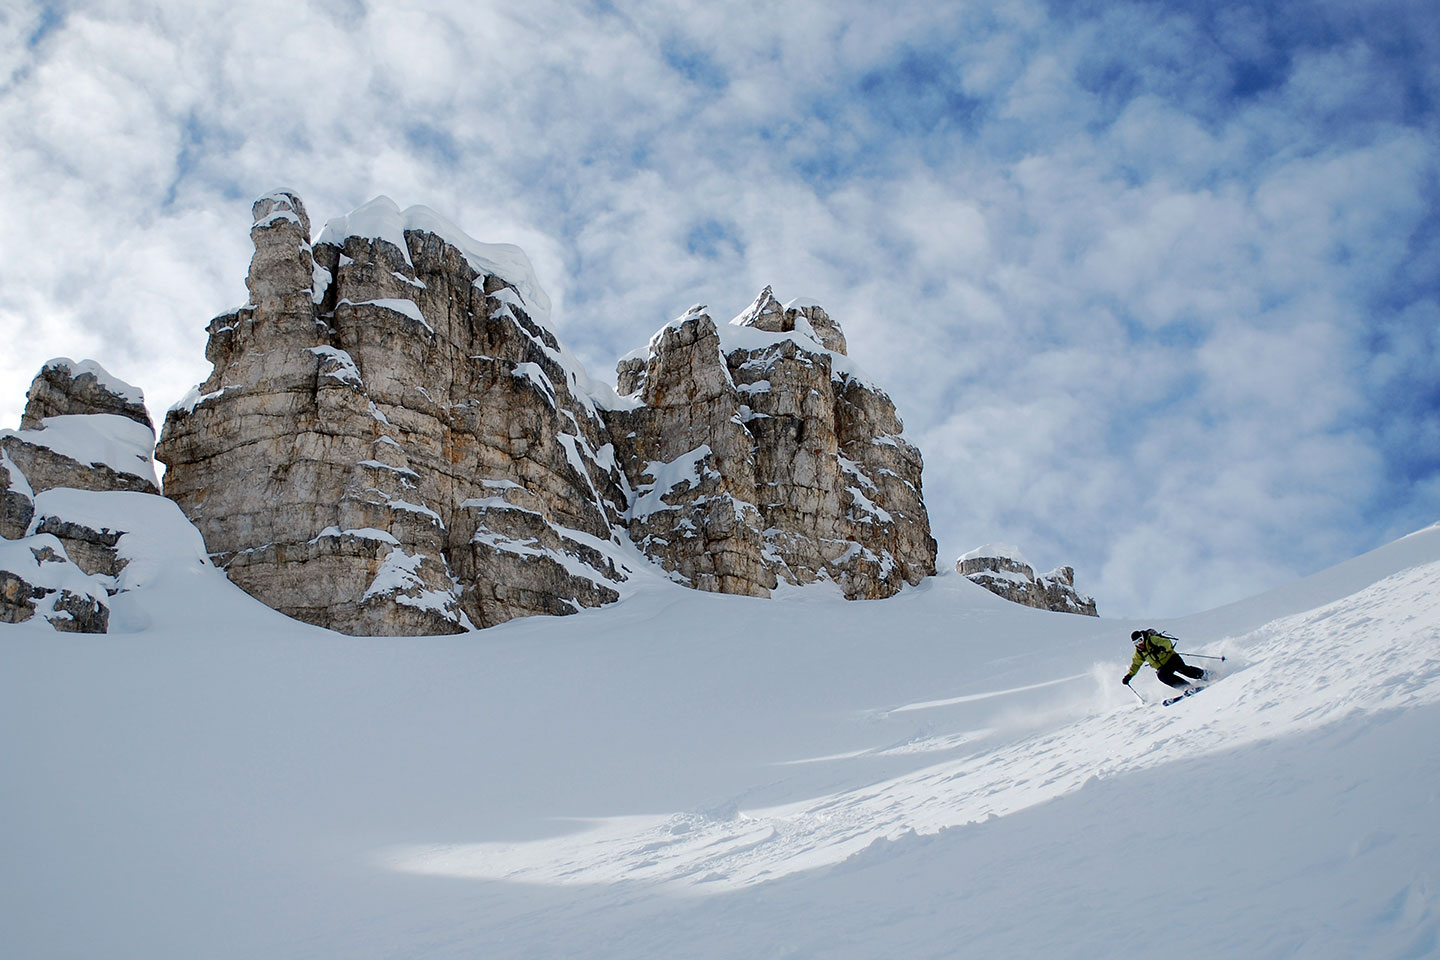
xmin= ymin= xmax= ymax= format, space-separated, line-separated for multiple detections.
xmin=157 ymin=192 xmax=629 ymax=635
xmin=957 ymin=545 xmax=1098 ymax=616
xmin=607 ymin=288 xmax=936 ymax=599
xmin=0 ymin=360 xmax=161 ymax=632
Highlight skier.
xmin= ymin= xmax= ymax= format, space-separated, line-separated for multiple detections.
xmin=1122 ymin=629 xmax=1205 ymax=689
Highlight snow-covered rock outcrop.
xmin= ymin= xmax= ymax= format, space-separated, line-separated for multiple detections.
xmin=155 ymin=191 xmax=936 ymax=636
xmin=0 ymin=357 xmax=158 ymax=497
xmin=608 ymin=288 xmax=935 ymax=599
xmin=957 ymin=544 xmax=1097 ymax=616
xmin=0 ymin=360 xmax=165 ymax=632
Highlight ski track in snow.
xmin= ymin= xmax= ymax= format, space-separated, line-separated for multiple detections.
xmin=387 ymin=560 xmax=1440 ymax=892
xmin=886 ymin=672 xmax=1089 ymax=713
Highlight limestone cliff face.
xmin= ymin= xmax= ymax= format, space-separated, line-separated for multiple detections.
xmin=155 ymin=191 xmax=938 ymax=636
xmin=0 ymin=359 xmax=161 ymax=632
xmin=157 ymin=192 xmax=628 ymax=636
xmin=606 ymin=287 xmax=936 ymax=600
xmin=956 ymin=545 xmax=1098 ymax=616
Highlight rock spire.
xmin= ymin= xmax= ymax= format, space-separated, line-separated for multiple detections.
xmin=157 ymin=192 xmax=627 ymax=635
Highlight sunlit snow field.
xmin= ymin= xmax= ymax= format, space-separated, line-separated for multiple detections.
xmin=3 ymin=498 xmax=1438 ymax=959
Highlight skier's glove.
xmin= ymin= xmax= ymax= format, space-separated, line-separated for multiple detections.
xmin=1122 ymin=674 xmax=1131 ymax=685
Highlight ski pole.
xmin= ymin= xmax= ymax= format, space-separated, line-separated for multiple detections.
xmin=1128 ymin=684 xmax=1145 ymax=705
xmin=1179 ymin=653 xmax=1227 ymax=662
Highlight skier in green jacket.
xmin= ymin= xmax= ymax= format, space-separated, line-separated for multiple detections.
xmin=1122 ymin=629 xmax=1205 ymax=689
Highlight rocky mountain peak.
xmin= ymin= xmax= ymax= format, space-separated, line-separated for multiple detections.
xmin=732 ymin=285 xmax=786 ymax=330
xmin=730 ymin=286 xmax=848 ymax=356
xmin=149 ymin=191 xmax=938 ymax=635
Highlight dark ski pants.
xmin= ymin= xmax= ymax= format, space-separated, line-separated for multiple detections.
xmin=1156 ymin=655 xmax=1204 ymax=689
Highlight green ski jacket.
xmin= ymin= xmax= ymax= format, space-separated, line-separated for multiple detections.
xmin=1125 ymin=631 xmax=1177 ymax=680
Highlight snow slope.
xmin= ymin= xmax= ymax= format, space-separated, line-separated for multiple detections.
xmin=2 ymin=516 xmax=1438 ymax=959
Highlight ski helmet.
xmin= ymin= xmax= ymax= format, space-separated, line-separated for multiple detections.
xmin=1131 ymin=630 xmax=1144 ymax=642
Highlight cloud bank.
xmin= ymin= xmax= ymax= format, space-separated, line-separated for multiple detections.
xmin=2 ymin=0 xmax=1436 ymax=616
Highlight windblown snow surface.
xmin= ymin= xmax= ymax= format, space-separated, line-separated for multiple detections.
xmin=3 ymin=512 xmax=1439 ymax=959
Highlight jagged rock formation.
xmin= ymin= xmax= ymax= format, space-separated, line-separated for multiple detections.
xmin=157 ymin=192 xmax=629 ymax=636
xmin=0 ymin=359 xmax=161 ymax=632
xmin=957 ymin=545 xmax=1098 ymax=616
xmin=154 ymin=191 xmax=937 ymax=636
xmin=607 ymin=288 xmax=935 ymax=599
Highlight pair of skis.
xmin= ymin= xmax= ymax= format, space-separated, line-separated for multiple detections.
xmin=1161 ymin=685 xmax=1206 ymax=707
xmin=1131 ymin=679 xmax=1210 ymax=707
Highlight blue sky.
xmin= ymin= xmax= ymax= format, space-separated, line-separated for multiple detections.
xmin=1 ymin=0 xmax=1437 ymax=616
